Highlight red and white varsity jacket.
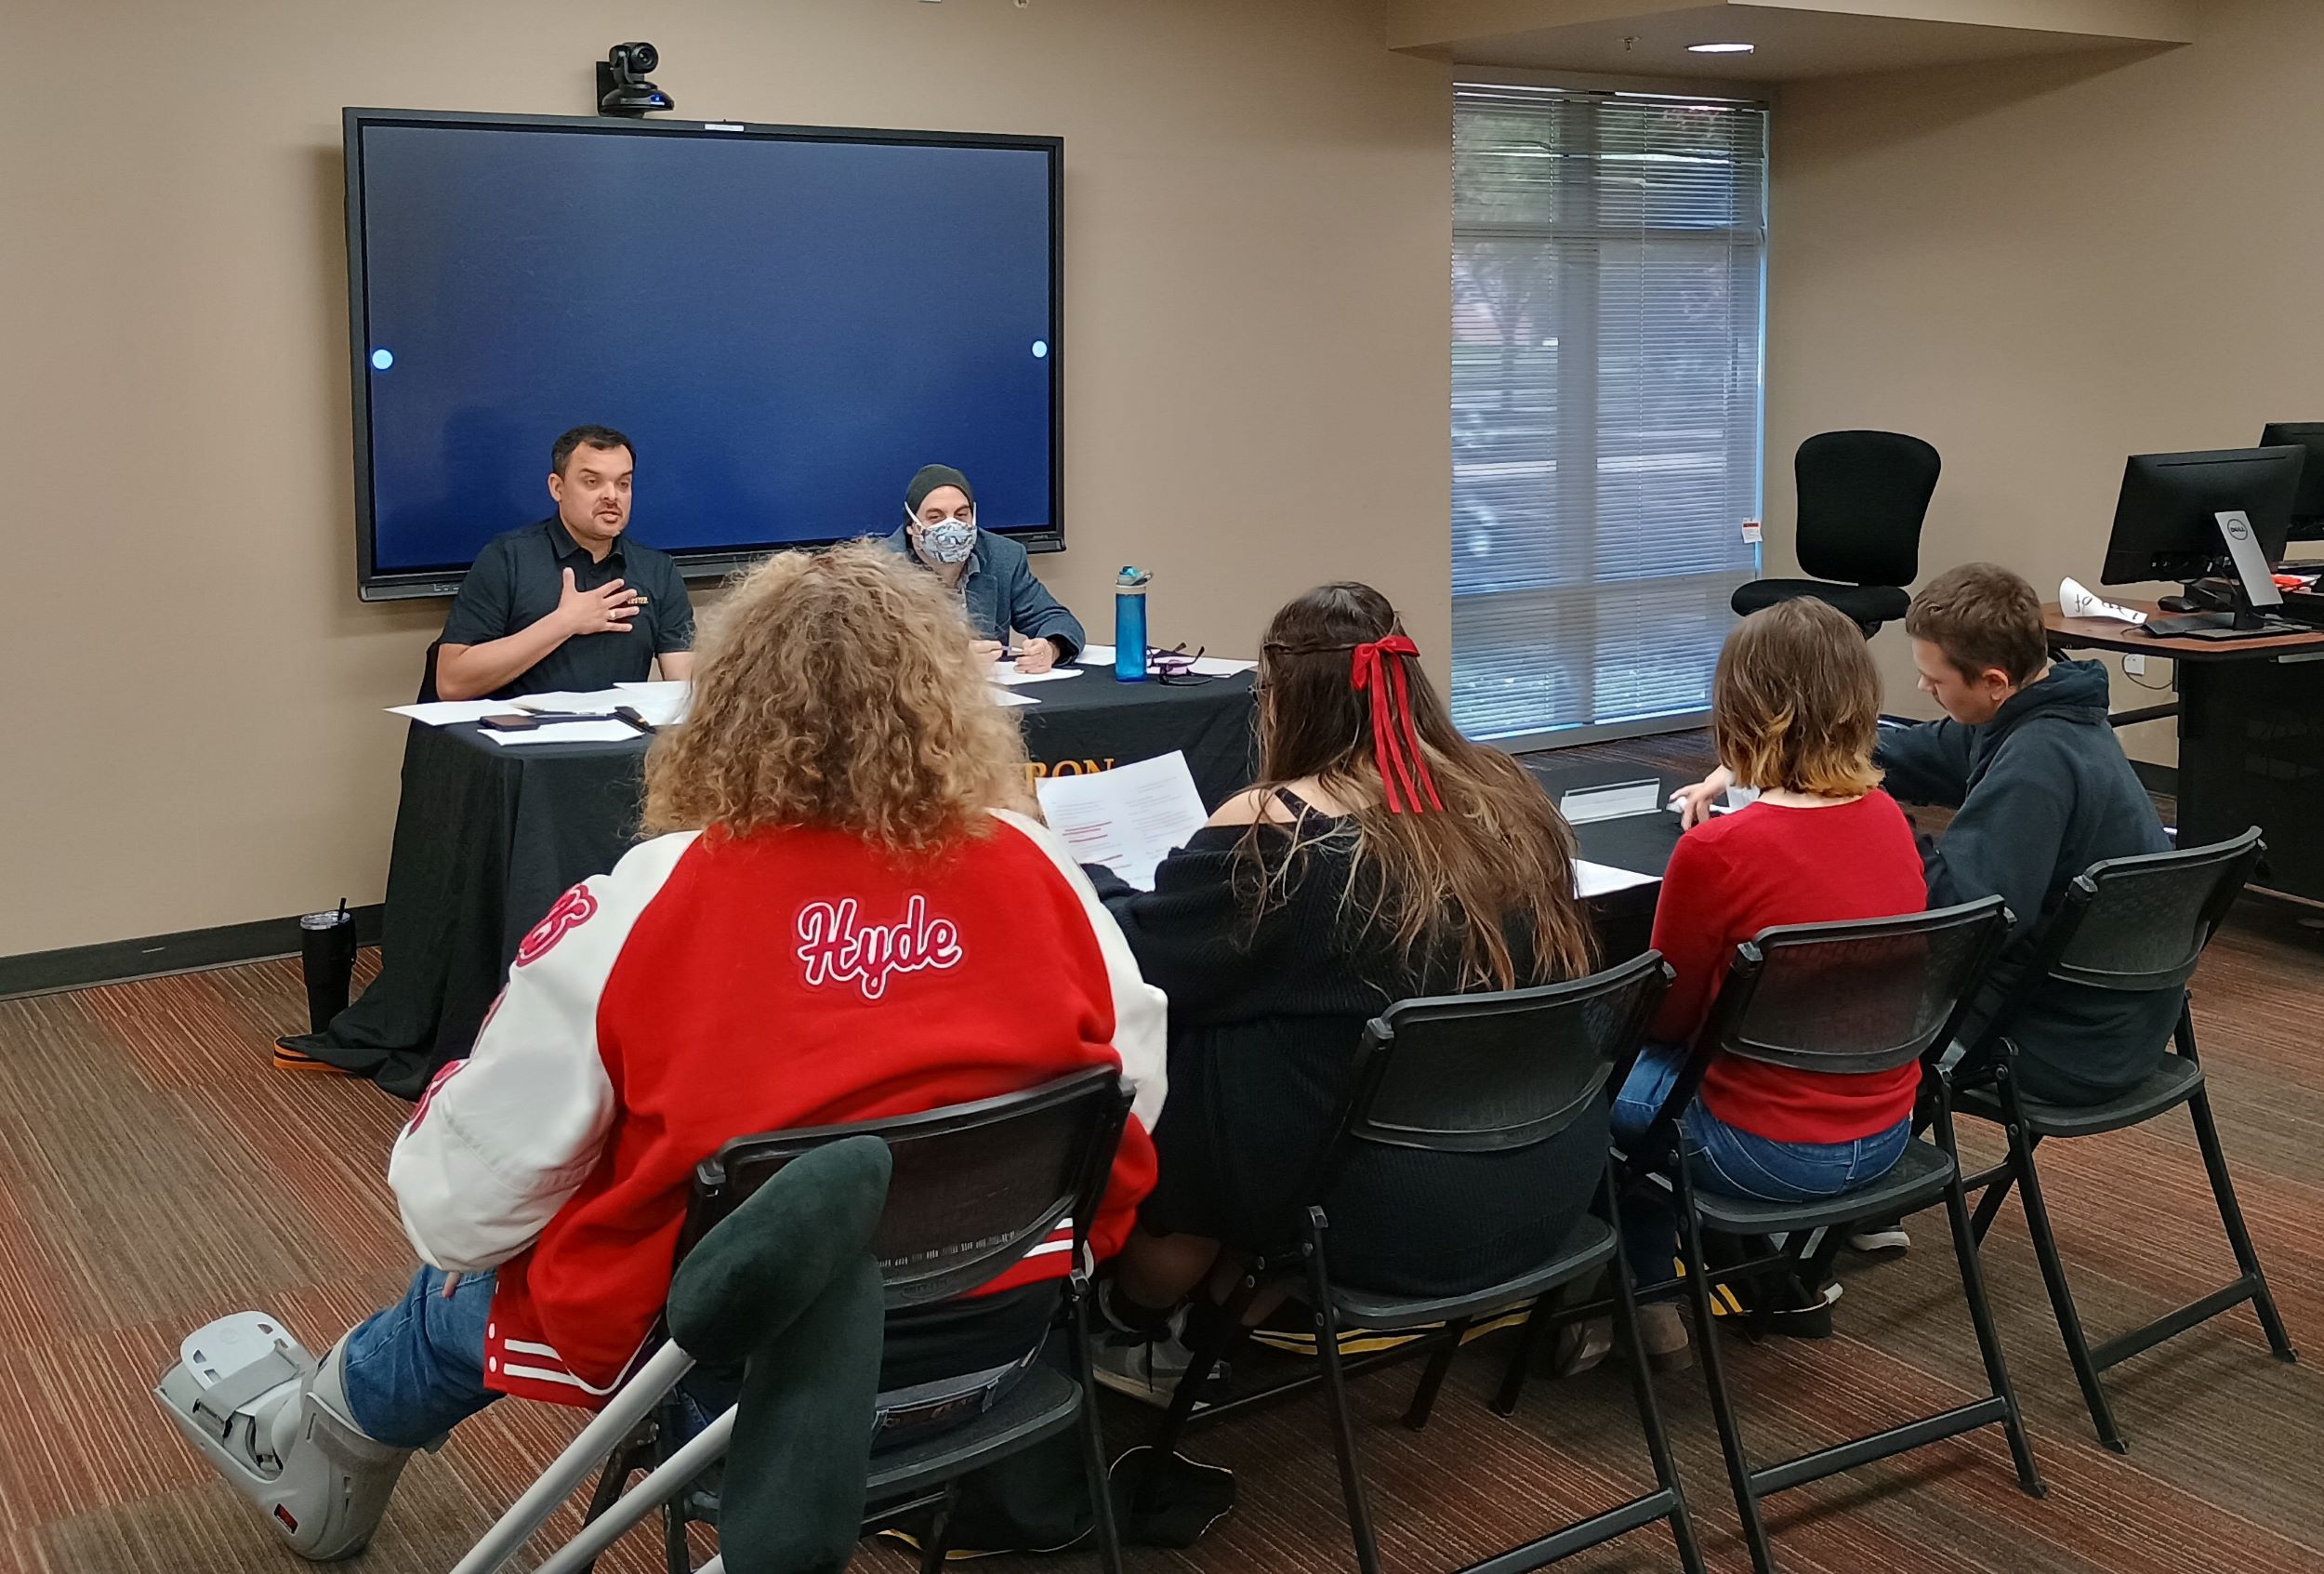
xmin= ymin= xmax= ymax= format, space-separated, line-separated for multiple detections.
xmin=386 ymin=808 xmax=1167 ymax=1407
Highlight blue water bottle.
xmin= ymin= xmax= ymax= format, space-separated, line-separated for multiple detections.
xmin=1114 ymin=567 xmax=1151 ymax=682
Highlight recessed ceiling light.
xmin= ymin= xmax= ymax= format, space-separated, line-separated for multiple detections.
xmin=1688 ymin=42 xmax=1755 ymax=54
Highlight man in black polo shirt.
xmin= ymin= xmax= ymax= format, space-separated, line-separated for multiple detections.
xmin=433 ymin=426 xmax=695 ymax=701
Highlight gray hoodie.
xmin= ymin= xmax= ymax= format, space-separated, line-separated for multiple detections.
xmin=1876 ymin=659 xmax=2174 ymax=1101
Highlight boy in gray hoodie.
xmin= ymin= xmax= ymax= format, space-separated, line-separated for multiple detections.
xmin=1681 ymin=563 xmax=2172 ymax=1104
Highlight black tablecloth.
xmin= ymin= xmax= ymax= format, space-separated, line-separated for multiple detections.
xmin=294 ymin=670 xmax=1258 ymax=1098
xmin=1522 ymin=756 xmax=1688 ymax=965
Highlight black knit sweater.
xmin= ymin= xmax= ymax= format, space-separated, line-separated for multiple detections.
xmin=1089 ymin=805 xmax=1606 ymax=1297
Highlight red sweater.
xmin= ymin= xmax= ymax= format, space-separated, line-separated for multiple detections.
xmin=388 ymin=810 xmax=1167 ymax=1407
xmin=1647 ymin=792 xmax=1927 ymax=1144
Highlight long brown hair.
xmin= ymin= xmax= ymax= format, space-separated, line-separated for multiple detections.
xmin=1246 ymin=583 xmax=1593 ymax=991
xmin=1713 ymin=599 xmax=1885 ymax=799
xmin=640 ymin=542 xmax=1031 ymax=849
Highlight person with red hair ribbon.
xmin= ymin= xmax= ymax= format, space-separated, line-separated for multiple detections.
xmin=1349 ymin=633 xmax=1445 ymax=813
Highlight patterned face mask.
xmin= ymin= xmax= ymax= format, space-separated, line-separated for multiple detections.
xmin=916 ymin=517 xmax=977 ymax=564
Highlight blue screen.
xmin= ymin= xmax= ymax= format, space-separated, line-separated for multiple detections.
xmin=352 ymin=119 xmax=1057 ymax=578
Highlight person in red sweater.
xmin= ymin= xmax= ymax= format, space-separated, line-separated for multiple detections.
xmin=1603 ymin=597 xmax=1927 ymax=1369
xmin=161 ymin=543 xmax=1165 ymax=1562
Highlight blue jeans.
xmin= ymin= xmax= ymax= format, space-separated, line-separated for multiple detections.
xmin=1611 ymin=1045 xmax=1912 ymax=1294
xmin=340 ymin=1265 xmax=502 ymax=1448
xmin=337 ymin=1264 xmax=1009 ymax=1453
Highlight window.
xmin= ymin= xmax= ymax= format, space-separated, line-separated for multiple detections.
xmin=1451 ymin=86 xmax=1767 ymax=745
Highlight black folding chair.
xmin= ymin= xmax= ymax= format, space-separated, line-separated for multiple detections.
xmin=1623 ymin=897 xmax=2042 ymax=1574
xmin=496 ymin=1067 xmax=1135 ymax=1574
xmin=1950 ymin=827 xmax=2296 ymax=1453
xmin=1144 ymin=951 xmax=1706 ymax=1574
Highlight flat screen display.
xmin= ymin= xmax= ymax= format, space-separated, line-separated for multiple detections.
xmin=345 ymin=110 xmax=1061 ymax=599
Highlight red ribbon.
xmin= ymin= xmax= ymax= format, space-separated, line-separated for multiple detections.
xmin=1349 ymin=635 xmax=1444 ymax=814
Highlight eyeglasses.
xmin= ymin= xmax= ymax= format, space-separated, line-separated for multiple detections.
xmin=1147 ymin=642 xmax=1216 ymax=686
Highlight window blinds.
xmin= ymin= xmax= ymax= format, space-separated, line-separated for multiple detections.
xmin=1451 ymin=86 xmax=1767 ymax=744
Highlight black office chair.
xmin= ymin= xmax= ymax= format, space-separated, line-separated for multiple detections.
xmin=416 ymin=640 xmax=443 ymax=705
xmin=1951 ymin=827 xmax=2296 ymax=1453
xmin=469 ymin=1068 xmax=1136 ymax=1574
xmin=1142 ymin=952 xmax=1706 ymax=1574
xmin=1622 ymin=897 xmax=2042 ymax=1574
xmin=1733 ymin=430 xmax=1939 ymax=634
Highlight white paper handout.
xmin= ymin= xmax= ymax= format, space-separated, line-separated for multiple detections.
xmin=1574 ymin=860 xmax=1659 ymax=899
xmin=610 ymin=681 xmax=691 ymax=726
xmin=387 ymin=700 xmax=506 ymax=726
xmin=990 ymin=666 xmax=1085 ymax=687
xmin=991 ymin=690 xmax=1039 ymax=708
xmin=1074 ymin=643 xmax=1257 ymax=676
xmin=1034 ymin=750 xmax=1208 ymax=891
xmin=481 ymin=720 xmax=642 ymax=747
xmin=510 ymin=689 xmax=630 ymax=715
xmin=1560 ymin=779 xmax=1665 ymax=825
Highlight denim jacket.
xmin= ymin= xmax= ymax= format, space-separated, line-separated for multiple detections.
xmin=881 ymin=525 xmax=1085 ymax=657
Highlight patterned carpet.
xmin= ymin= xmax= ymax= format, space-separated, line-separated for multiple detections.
xmin=3 ymin=770 xmax=2321 ymax=1571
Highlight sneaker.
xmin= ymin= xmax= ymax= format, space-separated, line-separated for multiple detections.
xmin=1846 ymin=1225 xmax=1912 ymax=1257
xmin=1093 ymin=1329 xmax=1222 ymax=1410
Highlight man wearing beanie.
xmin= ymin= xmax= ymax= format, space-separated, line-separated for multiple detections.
xmin=884 ymin=463 xmax=1085 ymax=673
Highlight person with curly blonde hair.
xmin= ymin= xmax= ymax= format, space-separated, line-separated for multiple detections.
xmin=167 ymin=542 xmax=1165 ymax=1562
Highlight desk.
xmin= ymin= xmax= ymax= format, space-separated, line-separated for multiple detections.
xmin=293 ymin=672 xmax=1258 ymax=1098
xmin=2043 ymin=600 xmax=2324 ymax=905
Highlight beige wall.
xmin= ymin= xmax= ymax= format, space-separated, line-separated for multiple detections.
xmin=1765 ymin=0 xmax=2323 ymax=761
xmin=3 ymin=0 xmax=1452 ymax=956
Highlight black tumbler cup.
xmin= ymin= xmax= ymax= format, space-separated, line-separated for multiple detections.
xmin=299 ymin=909 xmax=358 ymax=1035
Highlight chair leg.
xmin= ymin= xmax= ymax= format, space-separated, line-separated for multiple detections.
xmin=2010 ymin=1123 xmax=2126 ymax=1453
xmin=1940 ymin=1169 xmax=2045 ymax=1498
xmin=571 ymin=1433 xmax=645 ymax=1574
xmin=1608 ymin=1236 xmax=1707 ymax=1574
xmin=2187 ymin=1087 xmax=2299 ymax=1363
xmin=656 ymin=1403 xmax=693 ymax=1574
xmin=1307 ymin=1212 xmax=1385 ymax=1574
xmin=1065 ymin=1281 xmax=1129 ymax=1574
xmin=918 ymin=1488 xmax=954 ymax=1574
xmin=1148 ymin=1275 xmax=1252 ymax=1458
xmin=1679 ymin=1197 xmax=1774 ymax=1574
xmin=1401 ymin=1317 xmax=1469 ymax=1431
xmin=1491 ymin=1296 xmax=1552 ymax=1417
xmin=1968 ymin=1142 xmax=2026 ymax=1245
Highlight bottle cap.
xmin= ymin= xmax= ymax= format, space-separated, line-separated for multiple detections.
xmin=1116 ymin=566 xmax=1152 ymax=588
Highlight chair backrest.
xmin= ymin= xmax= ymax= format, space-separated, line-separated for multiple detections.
xmin=2036 ymin=827 xmax=2262 ymax=993
xmin=417 ymin=640 xmax=443 ymax=705
xmin=688 ymin=1066 xmax=1132 ymax=1309
xmin=1340 ymin=949 xmax=1671 ymax=1158
xmin=1794 ymin=430 xmax=1939 ymax=588
xmin=1700 ymin=896 xmax=2011 ymax=1077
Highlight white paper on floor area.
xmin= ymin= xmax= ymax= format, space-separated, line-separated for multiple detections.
xmin=1574 ymin=860 xmax=1659 ymax=898
xmin=387 ymin=700 xmax=505 ymax=725
xmin=1034 ymin=750 xmax=1207 ymax=891
xmin=481 ymin=720 xmax=641 ymax=747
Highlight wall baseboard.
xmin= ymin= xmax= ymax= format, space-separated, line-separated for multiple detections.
xmin=0 ymin=906 xmax=386 ymax=1002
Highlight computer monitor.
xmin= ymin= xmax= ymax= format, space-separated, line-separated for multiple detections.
xmin=2098 ymin=446 xmax=2304 ymax=587
xmin=2257 ymin=423 xmax=2324 ymax=540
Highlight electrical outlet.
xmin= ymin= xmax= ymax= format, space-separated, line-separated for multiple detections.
xmin=2123 ymin=654 xmax=2148 ymax=677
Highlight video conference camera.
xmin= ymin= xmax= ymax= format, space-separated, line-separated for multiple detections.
xmin=598 ymin=42 xmax=674 ymax=117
